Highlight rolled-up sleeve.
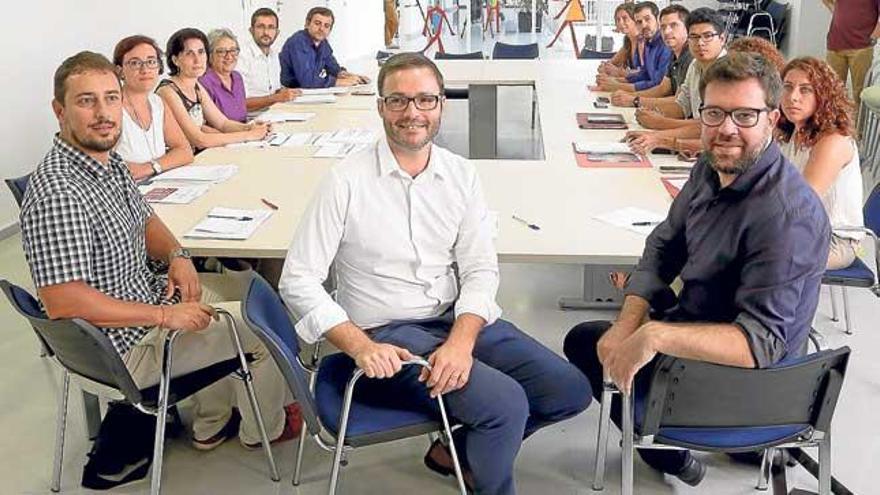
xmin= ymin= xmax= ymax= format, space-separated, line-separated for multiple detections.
xmin=278 ymin=169 xmax=351 ymax=343
xmin=625 ymin=175 xmax=692 ymax=311
xmin=732 ymin=207 xmax=830 ymax=367
xmin=453 ymin=170 xmax=501 ymax=326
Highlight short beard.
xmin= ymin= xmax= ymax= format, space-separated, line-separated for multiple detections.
xmin=383 ymin=117 xmax=440 ymax=152
xmin=705 ymin=149 xmax=758 ymax=175
xmin=71 ymin=128 xmax=120 ymax=153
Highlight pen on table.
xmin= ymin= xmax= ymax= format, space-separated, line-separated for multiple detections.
xmin=512 ymin=214 xmax=541 ymax=231
xmin=631 ymin=221 xmax=660 ymax=226
xmin=261 ymin=198 xmax=279 ymax=210
xmin=208 ymin=215 xmax=253 ymax=221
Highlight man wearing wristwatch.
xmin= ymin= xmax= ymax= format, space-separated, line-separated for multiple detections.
xmin=20 ymin=52 xmax=292 ymax=457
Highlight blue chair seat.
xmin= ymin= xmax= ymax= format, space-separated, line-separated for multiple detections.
xmin=315 ymin=353 xmax=446 ymax=447
xmin=655 ymin=424 xmax=811 ymax=451
xmin=822 ymin=257 xmax=875 ymax=287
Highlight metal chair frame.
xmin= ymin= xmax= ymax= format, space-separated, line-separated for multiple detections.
xmin=590 ymin=349 xmax=850 ymax=495
xmin=1 ymin=280 xmax=279 ymax=494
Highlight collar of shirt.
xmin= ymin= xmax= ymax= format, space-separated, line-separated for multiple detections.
xmin=698 ymin=138 xmax=778 ymax=197
xmin=53 ymin=134 xmax=125 ymax=179
xmin=376 ymin=137 xmax=447 ymax=181
xmin=202 ymin=68 xmax=236 ymax=95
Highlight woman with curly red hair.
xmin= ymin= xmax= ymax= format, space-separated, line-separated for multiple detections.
xmin=777 ymin=56 xmax=864 ymax=269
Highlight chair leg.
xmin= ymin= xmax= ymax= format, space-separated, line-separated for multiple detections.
xmin=841 ymin=287 xmax=853 ymax=334
xmin=328 ymin=369 xmax=363 ymax=495
xmin=621 ymin=390 xmax=634 ymax=495
xmin=829 ymin=286 xmax=839 ymax=322
xmin=150 ymin=331 xmax=180 ymax=495
xmin=436 ymin=395 xmax=468 ymax=495
xmin=756 ymin=448 xmax=773 ymax=490
xmin=294 ymin=342 xmax=322 ymax=486
xmin=216 ymin=309 xmax=280 ymax=482
xmin=51 ymin=370 xmax=70 ymax=493
xmin=592 ymin=384 xmax=614 ymax=491
xmin=819 ymin=434 xmax=831 ymax=495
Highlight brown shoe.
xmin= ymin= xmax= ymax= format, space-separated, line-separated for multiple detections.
xmin=423 ymin=439 xmax=475 ymax=493
xmin=241 ymin=403 xmax=303 ymax=450
xmin=192 ymin=409 xmax=241 ymax=451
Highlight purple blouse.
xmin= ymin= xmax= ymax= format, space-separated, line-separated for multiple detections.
xmin=199 ymin=69 xmax=247 ymax=123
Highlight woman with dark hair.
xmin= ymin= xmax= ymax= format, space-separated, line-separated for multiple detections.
xmin=777 ymin=57 xmax=864 ymax=269
xmin=156 ymin=28 xmax=269 ymax=150
xmin=113 ymin=35 xmax=193 ymax=180
xmin=599 ymin=3 xmax=644 ymax=78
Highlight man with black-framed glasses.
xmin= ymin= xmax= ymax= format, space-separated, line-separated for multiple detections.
xmin=279 ymin=52 xmax=591 ymax=495
xmin=564 ymin=52 xmax=830 ymax=487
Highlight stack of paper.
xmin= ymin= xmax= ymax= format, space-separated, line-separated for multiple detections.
xmin=291 ymin=94 xmax=337 ymax=104
xmin=299 ymin=87 xmax=350 ymax=96
xmin=311 ymin=128 xmax=377 ymax=157
xmin=258 ymin=111 xmax=316 ymax=123
xmin=152 ymin=165 xmax=238 ymax=184
xmin=593 ymin=207 xmax=666 ymax=236
xmin=185 ymin=207 xmax=273 ymax=240
xmin=313 ymin=142 xmax=371 ymax=158
xmin=139 ymin=184 xmax=210 ymax=204
xmin=574 ymin=142 xmax=635 ymax=154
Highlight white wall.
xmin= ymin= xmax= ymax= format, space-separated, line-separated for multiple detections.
xmin=0 ymin=0 xmax=383 ymax=232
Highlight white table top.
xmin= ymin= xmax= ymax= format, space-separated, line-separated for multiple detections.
xmin=153 ymin=59 xmax=681 ymax=263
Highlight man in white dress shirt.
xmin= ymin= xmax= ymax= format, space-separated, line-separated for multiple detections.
xmin=237 ymin=7 xmax=300 ymax=113
xmin=278 ymin=53 xmax=591 ymax=495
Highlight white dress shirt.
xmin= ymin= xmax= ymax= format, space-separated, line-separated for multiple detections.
xmin=237 ymin=36 xmax=282 ymax=97
xmin=279 ymin=138 xmax=502 ymax=344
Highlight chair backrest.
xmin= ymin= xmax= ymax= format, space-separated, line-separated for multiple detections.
xmin=5 ymin=173 xmax=31 ymax=207
xmin=240 ymin=272 xmax=322 ymax=437
xmin=435 ymin=51 xmax=484 ymax=60
xmin=863 ymin=182 xmax=880 ymax=237
xmin=639 ymin=347 xmax=851 ymax=436
xmin=579 ymin=49 xmax=615 ymax=60
xmin=492 ymin=42 xmax=539 ymax=60
xmin=0 ymin=280 xmax=143 ymax=403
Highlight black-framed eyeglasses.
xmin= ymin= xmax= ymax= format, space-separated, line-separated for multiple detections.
xmin=379 ymin=94 xmax=443 ymax=111
xmin=698 ymin=105 xmax=771 ymax=128
xmin=688 ymin=32 xmax=720 ymax=43
xmin=124 ymin=58 xmax=160 ymax=71
xmin=214 ymin=47 xmax=241 ymax=57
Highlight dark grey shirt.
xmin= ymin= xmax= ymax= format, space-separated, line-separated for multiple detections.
xmin=626 ymin=142 xmax=830 ymax=367
xmin=667 ymin=48 xmax=693 ymax=95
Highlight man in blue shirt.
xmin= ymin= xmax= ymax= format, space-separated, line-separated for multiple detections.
xmin=565 ymin=52 xmax=830 ymax=487
xmin=280 ymin=7 xmax=370 ymax=88
xmin=597 ymin=2 xmax=672 ymax=92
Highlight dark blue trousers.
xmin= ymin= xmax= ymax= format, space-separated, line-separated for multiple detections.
xmin=355 ymin=312 xmax=591 ymax=495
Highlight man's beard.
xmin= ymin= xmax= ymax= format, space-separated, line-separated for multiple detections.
xmin=705 ymin=134 xmax=769 ymax=176
xmin=71 ymin=120 xmax=120 ymax=153
xmin=384 ymin=116 xmax=441 ymax=152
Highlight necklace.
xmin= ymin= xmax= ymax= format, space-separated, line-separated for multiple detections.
xmin=124 ymin=92 xmax=152 ymax=131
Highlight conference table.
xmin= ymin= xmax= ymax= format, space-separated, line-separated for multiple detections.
xmin=152 ymin=59 xmax=682 ymax=304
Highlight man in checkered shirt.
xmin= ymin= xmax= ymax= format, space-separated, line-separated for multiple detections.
xmin=20 ymin=51 xmax=293 ymax=452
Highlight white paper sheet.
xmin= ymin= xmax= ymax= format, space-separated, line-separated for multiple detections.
xmin=290 ymin=94 xmax=337 ymax=104
xmin=573 ymin=142 xmax=633 ymax=154
xmin=258 ymin=111 xmax=316 ymax=123
xmin=152 ymin=165 xmax=238 ymax=183
xmin=185 ymin=207 xmax=273 ymax=240
xmin=593 ymin=207 xmax=667 ymax=236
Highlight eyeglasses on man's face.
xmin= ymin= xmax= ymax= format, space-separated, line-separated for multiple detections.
xmin=688 ymin=31 xmax=720 ymax=43
xmin=380 ymin=94 xmax=442 ymax=111
xmin=699 ymin=105 xmax=770 ymax=128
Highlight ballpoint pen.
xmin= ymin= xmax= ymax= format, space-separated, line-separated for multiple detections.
xmin=261 ymin=198 xmax=279 ymax=210
xmin=512 ymin=215 xmax=541 ymax=230
xmin=208 ymin=215 xmax=253 ymax=221
xmin=632 ymin=221 xmax=660 ymax=226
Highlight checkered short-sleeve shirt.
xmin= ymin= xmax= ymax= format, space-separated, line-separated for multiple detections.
xmin=20 ymin=136 xmax=172 ymax=355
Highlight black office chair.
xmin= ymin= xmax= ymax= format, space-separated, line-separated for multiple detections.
xmin=1 ymin=280 xmax=280 ymax=494
xmin=5 ymin=173 xmax=30 ymax=206
xmin=435 ymin=51 xmax=484 ymax=60
xmin=492 ymin=42 xmax=539 ymax=60
xmin=592 ymin=348 xmax=851 ymax=495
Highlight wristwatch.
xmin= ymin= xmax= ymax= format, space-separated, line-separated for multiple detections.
xmin=150 ymin=159 xmax=163 ymax=176
xmin=168 ymin=247 xmax=191 ymax=263
xmin=633 ymin=96 xmax=641 ymax=108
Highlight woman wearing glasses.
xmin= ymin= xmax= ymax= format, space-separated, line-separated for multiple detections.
xmin=157 ymin=28 xmax=270 ymax=151
xmin=777 ymin=57 xmax=864 ymax=269
xmin=200 ymin=29 xmax=248 ymax=123
xmin=113 ymin=35 xmax=193 ymax=181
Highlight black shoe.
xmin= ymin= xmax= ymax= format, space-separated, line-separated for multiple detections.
xmin=423 ymin=439 xmax=475 ymax=493
xmin=675 ymin=455 xmax=707 ymax=487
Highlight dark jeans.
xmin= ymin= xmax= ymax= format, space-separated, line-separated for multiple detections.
xmin=562 ymin=320 xmax=692 ymax=475
xmin=356 ymin=313 xmax=592 ymax=495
